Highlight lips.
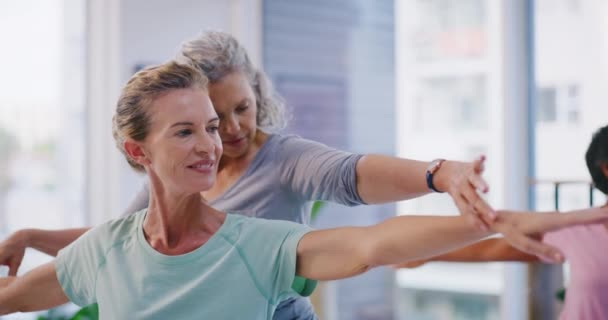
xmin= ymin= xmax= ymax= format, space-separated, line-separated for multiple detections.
xmin=223 ymin=137 xmax=245 ymax=146
xmin=187 ymin=159 xmax=215 ymax=172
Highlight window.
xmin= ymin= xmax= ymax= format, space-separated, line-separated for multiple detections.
xmin=396 ymin=1 xmax=503 ymax=318
xmin=0 ymin=0 xmax=86 ymax=318
xmin=536 ymin=85 xmax=581 ymax=125
xmin=537 ymin=87 xmax=557 ymax=123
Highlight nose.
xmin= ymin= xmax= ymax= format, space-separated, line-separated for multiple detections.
xmin=194 ymin=131 xmax=216 ymax=154
xmin=223 ymin=115 xmax=240 ymax=135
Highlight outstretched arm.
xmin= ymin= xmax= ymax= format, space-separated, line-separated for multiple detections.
xmin=0 ymin=229 xmax=89 ymax=276
xmin=393 ymin=238 xmax=538 ymax=269
xmin=0 ymin=183 xmax=149 ymax=276
xmin=297 ymin=215 xmax=490 ymax=280
xmin=356 ymin=155 xmax=493 ymax=227
xmin=0 ymin=262 xmax=69 ymax=314
xmin=296 ymin=206 xmax=608 ymax=281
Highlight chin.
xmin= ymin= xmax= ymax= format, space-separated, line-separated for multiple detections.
xmin=185 ymin=180 xmax=215 ymax=193
xmin=223 ymin=147 xmax=247 ymax=159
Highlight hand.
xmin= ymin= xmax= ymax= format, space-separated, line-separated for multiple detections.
xmin=434 ymin=156 xmax=495 ymax=230
xmin=492 ymin=207 xmax=608 ymax=263
xmin=0 ymin=230 xmax=28 ymax=276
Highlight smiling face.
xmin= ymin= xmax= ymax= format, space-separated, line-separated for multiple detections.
xmin=137 ymin=87 xmax=223 ymax=194
xmin=208 ymin=71 xmax=258 ymax=160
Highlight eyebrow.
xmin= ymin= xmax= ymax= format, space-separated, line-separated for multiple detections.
xmin=170 ymin=117 xmax=219 ymax=128
xmin=170 ymin=122 xmax=193 ymax=128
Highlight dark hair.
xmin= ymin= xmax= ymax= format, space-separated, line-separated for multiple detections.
xmin=585 ymin=125 xmax=608 ymax=194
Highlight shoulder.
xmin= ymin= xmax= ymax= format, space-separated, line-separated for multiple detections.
xmin=76 ymin=209 xmax=143 ymax=254
xmin=267 ymin=134 xmax=324 ymax=151
xmin=222 ymin=214 xmax=312 ymax=243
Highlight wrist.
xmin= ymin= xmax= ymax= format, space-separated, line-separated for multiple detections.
xmin=13 ymin=229 xmax=33 ymax=247
xmin=428 ymin=160 xmax=453 ymax=193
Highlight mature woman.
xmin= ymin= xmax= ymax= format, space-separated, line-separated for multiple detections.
xmin=1 ymin=61 xmax=607 ymax=319
xmin=0 ymin=31 xmax=566 ymax=319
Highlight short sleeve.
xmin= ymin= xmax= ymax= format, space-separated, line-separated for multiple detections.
xmin=236 ymin=217 xmax=316 ymax=303
xmin=276 ymin=135 xmax=365 ymax=206
xmin=55 ymin=226 xmax=107 ymax=306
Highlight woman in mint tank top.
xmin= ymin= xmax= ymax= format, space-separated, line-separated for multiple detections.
xmin=0 ymin=31 xmax=586 ymax=319
xmin=2 ymin=61 xmax=608 ymax=319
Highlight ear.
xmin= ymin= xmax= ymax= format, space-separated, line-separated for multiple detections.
xmin=124 ymin=140 xmax=150 ymax=167
xmin=601 ymin=162 xmax=608 ymax=179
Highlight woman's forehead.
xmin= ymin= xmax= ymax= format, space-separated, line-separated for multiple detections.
xmin=150 ymin=88 xmax=216 ymax=123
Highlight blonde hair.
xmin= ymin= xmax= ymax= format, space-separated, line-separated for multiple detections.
xmin=112 ymin=61 xmax=209 ymax=172
xmin=176 ymin=31 xmax=287 ymax=131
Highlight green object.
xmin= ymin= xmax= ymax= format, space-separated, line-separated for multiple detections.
xmin=556 ymin=287 xmax=566 ymax=302
xmin=36 ymin=304 xmax=99 ymax=320
xmin=310 ymin=201 xmax=325 ymax=221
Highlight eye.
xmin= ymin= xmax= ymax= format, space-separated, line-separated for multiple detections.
xmin=207 ymin=126 xmax=219 ymax=133
xmin=235 ymin=104 xmax=248 ymax=113
xmin=176 ymin=129 xmax=192 ymax=137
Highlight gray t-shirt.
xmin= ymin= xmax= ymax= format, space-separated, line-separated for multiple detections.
xmin=123 ymin=134 xmax=365 ymax=223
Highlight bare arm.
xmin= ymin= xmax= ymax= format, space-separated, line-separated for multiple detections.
xmin=393 ymin=238 xmax=538 ymax=268
xmin=0 ymin=183 xmax=149 ymax=276
xmin=296 ymin=206 xmax=608 ymax=281
xmin=296 ymin=215 xmax=490 ymax=280
xmin=0 ymin=262 xmax=69 ymax=315
xmin=0 ymin=229 xmax=89 ymax=276
xmin=428 ymin=238 xmax=538 ymax=262
xmin=355 ymin=155 xmax=493 ymax=227
xmin=22 ymin=228 xmax=90 ymax=257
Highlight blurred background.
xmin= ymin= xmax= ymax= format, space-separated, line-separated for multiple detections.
xmin=0 ymin=0 xmax=607 ymax=319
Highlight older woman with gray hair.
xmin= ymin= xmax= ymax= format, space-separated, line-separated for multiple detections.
xmin=0 ymin=31 xmax=568 ymax=319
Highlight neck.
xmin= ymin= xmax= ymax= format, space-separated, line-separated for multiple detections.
xmin=144 ymin=177 xmax=224 ymax=251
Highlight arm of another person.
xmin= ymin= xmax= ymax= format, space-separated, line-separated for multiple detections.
xmin=356 ymin=154 xmax=493 ymax=225
xmin=392 ymin=238 xmax=539 ymax=269
xmin=296 ymin=207 xmax=608 ymax=280
xmin=0 ymin=182 xmax=149 ymax=276
xmin=278 ymin=137 xmax=492 ymax=226
xmin=280 ymin=137 xmax=490 ymax=214
xmin=0 ymin=262 xmax=69 ymax=314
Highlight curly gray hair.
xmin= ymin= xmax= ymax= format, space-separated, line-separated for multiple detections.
xmin=176 ymin=31 xmax=287 ymax=132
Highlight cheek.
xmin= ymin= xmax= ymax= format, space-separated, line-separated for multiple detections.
xmin=215 ymin=139 xmax=223 ymax=157
xmin=243 ymin=110 xmax=258 ymax=129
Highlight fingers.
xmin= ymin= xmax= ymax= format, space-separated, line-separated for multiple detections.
xmin=7 ymin=257 xmax=22 ymax=277
xmin=505 ymin=231 xmax=564 ymax=263
xmin=472 ymin=155 xmax=486 ymax=174
xmin=469 ymin=175 xmax=489 ymax=194
xmin=453 ymin=193 xmax=488 ymax=230
xmin=461 ymin=186 xmax=495 ymax=225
